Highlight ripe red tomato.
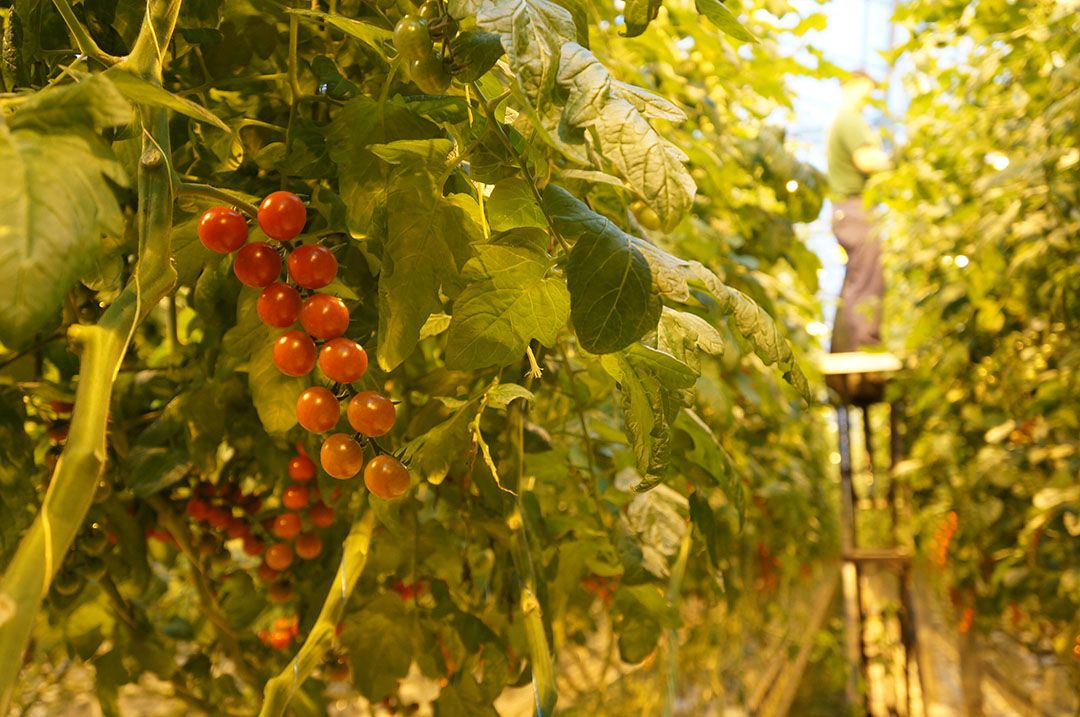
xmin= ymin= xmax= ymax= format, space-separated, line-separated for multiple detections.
xmin=258 ymin=191 xmax=307 ymax=241
xmin=272 ymin=513 xmax=303 ymax=540
xmin=257 ymin=283 xmax=301 ymax=328
xmin=299 ymin=293 xmax=350 ymax=340
xmin=320 ymin=433 xmax=363 ymax=479
xmin=287 ymin=244 xmax=337 ymax=289
xmin=347 ymin=391 xmax=396 ymax=436
xmin=295 ymin=532 xmax=323 ymax=560
xmin=318 ymin=339 xmax=368 ymax=384
xmin=186 ymin=497 xmax=210 ymax=522
xmin=296 ymin=386 xmax=340 ymax=433
xmin=226 ymin=515 xmax=251 ymax=540
xmin=243 ymin=536 xmax=265 ymax=557
xmin=288 ymin=454 xmax=317 ymax=481
xmin=234 ymin=242 xmax=281 ymax=287
xmin=207 ymin=506 xmax=231 ymax=530
xmin=198 ymin=206 xmax=249 ymax=253
xmin=364 ymin=455 xmax=411 ymax=500
xmin=282 ymin=484 xmax=310 ymax=511
xmin=257 ymin=561 xmax=279 ymax=583
xmin=273 ymin=330 xmax=317 ymax=377
xmin=268 ymin=627 xmax=292 ymax=648
xmin=309 ymin=502 xmax=335 ymax=528
xmin=265 ymin=542 xmax=295 ymax=571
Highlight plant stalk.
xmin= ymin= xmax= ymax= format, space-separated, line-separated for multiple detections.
xmin=258 ymin=509 xmax=375 ymax=717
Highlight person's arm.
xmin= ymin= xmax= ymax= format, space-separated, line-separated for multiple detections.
xmin=852 ymin=144 xmax=892 ymax=174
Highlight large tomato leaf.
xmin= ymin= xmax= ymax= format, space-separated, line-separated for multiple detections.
xmin=0 ymin=77 xmax=130 ymax=346
xmin=325 ymin=96 xmax=438 ymax=236
xmin=445 ymin=230 xmax=569 ymax=369
xmin=372 ymin=139 xmax=481 ymax=370
xmin=542 ymin=185 xmax=660 ymax=354
xmin=557 ymin=43 xmax=695 ymax=231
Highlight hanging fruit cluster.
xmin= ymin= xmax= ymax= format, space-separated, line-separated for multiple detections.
xmin=931 ymin=510 xmax=959 ymax=569
xmin=196 ymin=191 xmax=411 ymax=500
xmin=394 ymin=1 xmax=457 ymax=95
xmin=259 ymin=615 xmax=300 ymax=651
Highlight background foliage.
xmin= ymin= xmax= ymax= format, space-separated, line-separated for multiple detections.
xmin=875 ymin=0 xmax=1079 ymax=673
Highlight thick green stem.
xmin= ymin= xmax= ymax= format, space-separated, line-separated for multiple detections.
xmin=177 ymin=182 xmax=260 ymax=217
xmin=662 ymin=530 xmax=692 ymax=717
xmin=0 ymin=3 xmax=180 ymax=710
xmin=51 ymin=0 xmax=120 ymax=65
xmin=259 ymin=509 xmax=375 ymax=717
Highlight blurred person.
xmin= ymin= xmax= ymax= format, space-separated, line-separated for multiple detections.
xmin=827 ymin=71 xmax=892 ymax=353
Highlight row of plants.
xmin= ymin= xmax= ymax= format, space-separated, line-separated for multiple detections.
xmin=876 ymin=0 xmax=1079 ymax=677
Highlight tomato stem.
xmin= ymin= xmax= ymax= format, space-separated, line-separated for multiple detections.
xmin=178 ymin=182 xmax=261 ymax=218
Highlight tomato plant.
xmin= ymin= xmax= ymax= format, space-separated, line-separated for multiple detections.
xmin=0 ymin=0 xmax=838 ymax=713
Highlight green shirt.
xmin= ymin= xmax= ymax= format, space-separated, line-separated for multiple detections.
xmin=827 ymin=102 xmax=878 ymax=197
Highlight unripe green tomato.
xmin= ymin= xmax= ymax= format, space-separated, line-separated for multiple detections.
xmin=409 ymin=53 xmax=451 ymax=94
xmin=93 ymin=478 xmax=112 ymax=503
xmin=83 ymin=556 xmax=107 ymax=581
xmin=80 ymin=525 xmax=110 ymax=557
xmin=418 ymin=1 xmax=441 ymax=22
xmin=631 ymin=201 xmax=662 ymax=231
xmin=393 ymin=15 xmax=432 ymax=61
xmin=53 ymin=570 xmax=83 ymax=596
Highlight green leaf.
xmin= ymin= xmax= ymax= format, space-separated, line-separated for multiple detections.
xmin=688 ymin=491 xmax=728 ymax=569
xmin=326 ymin=96 xmax=438 ymax=235
xmin=611 ymin=584 xmax=676 ymax=663
xmin=674 ymin=410 xmax=744 ymax=525
xmin=542 ymin=185 xmax=660 ymax=353
xmin=448 ymin=29 xmax=506 ymax=83
xmin=404 ymin=395 xmax=484 ymax=485
xmin=622 ymin=0 xmax=662 ymax=37
xmin=657 ymin=308 xmax=725 ymax=372
xmin=125 ymin=446 xmax=194 ymax=497
xmin=0 ymin=91 xmax=129 ymax=345
xmin=376 ymin=140 xmax=481 ymax=370
xmin=103 ymin=68 xmax=230 ymax=131
xmin=691 ymin=265 xmax=811 ymax=400
xmin=342 ymin=594 xmax=414 ymax=701
xmin=434 ymin=673 xmax=500 ymax=717
xmin=556 ymin=43 xmax=694 ymax=230
xmin=486 ymin=178 xmax=547 ymax=232
xmin=445 ymin=233 xmax=569 ymax=369
xmin=601 ymin=351 xmax=687 ymax=488
xmin=460 ymin=0 xmax=577 ymax=109
xmin=291 ymin=9 xmax=393 ymax=54
xmin=695 ymin=0 xmax=758 ymax=43
xmin=8 ymin=74 xmax=131 ymax=133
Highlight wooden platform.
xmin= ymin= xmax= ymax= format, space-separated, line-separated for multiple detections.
xmin=818 ymin=351 xmax=904 ymax=376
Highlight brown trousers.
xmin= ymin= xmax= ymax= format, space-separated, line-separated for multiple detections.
xmin=830 ymin=197 xmax=883 ymax=353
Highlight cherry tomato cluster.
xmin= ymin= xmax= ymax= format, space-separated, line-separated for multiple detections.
xmin=931 ymin=510 xmax=959 ymax=569
xmin=51 ymin=521 xmax=114 ymax=599
xmin=256 ymin=445 xmax=338 ymax=589
xmin=394 ymin=2 xmax=454 ymax=95
xmin=259 ymin=615 xmax=300 ymax=651
xmin=186 ymin=481 xmax=268 ymax=561
xmin=197 ymin=192 xmax=413 ymax=499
